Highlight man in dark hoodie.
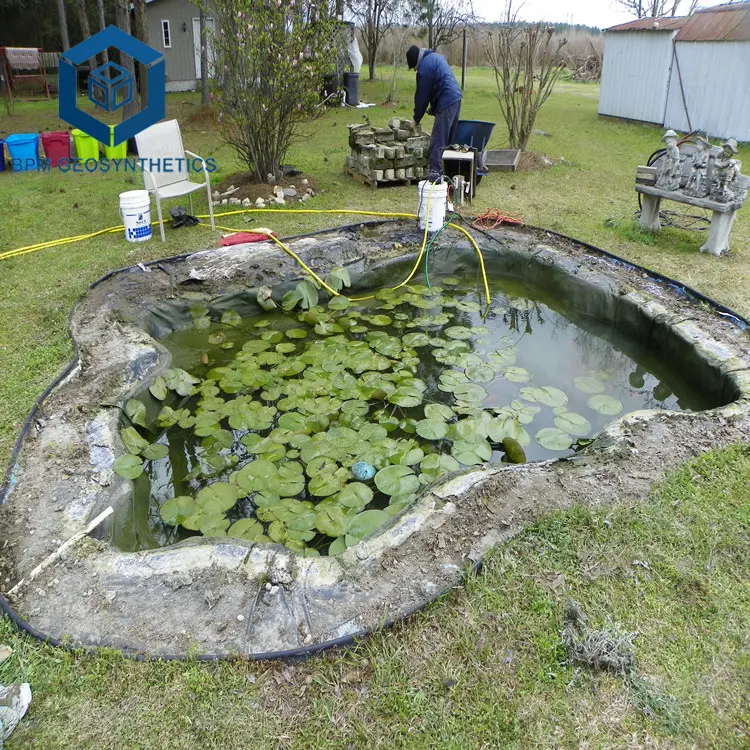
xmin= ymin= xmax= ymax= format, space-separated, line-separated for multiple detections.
xmin=406 ymin=45 xmax=462 ymax=179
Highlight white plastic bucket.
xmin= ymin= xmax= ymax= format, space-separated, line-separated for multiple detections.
xmin=119 ymin=190 xmax=152 ymax=243
xmin=417 ymin=180 xmax=448 ymax=232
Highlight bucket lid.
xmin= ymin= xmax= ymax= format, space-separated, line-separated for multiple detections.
xmin=120 ymin=190 xmax=150 ymax=201
xmin=6 ymin=133 xmax=38 ymax=143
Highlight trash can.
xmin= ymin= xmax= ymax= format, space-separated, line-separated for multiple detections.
xmin=40 ymin=131 xmax=71 ymax=167
xmin=0 ymin=139 xmax=5 ymax=172
xmin=343 ymin=72 xmax=359 ymax=107
xmin=5 ymin=133 xmax=40 ymax=171
xmin=71 ymin=129 xmax=100 ymax=161
xmin=103 ymin=124 xmax=127 ymax=159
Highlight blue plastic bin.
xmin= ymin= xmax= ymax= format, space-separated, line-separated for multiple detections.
xmin=6 ymin=133 xmax=40 ymax=171
xmin=0 ymin=139 xmax=5 ymax=172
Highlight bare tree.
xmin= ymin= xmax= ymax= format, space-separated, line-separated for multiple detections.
xmin=414 ymin=0 xmax=476 ymax=51
xmin=199 ymin=8 xmax=209 ymax=106
xmin=115 ymin=0 xmax=139 ymax=120
xmin=615 ymin=0 xmax=699 ymax=18
xmin=74 ymin=0 xmax=97 ymax=71
xmin=486 ymin=2 xmax=567 ymax=150
xmin=95 ymin=0 xmax=108 ymax=64
xmin=385 ymin=24 xmax=412 ymax=102
xmin=348 ymin=0 xmax=397 ymax=80
xmin=133 ymin=0 xmax=149 ymax=107
xmin=57 ymin=0 xmax=71 ymax=51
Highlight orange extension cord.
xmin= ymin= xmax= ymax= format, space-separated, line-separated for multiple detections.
xmin=471 ymin=209 xmax=524 ymax=230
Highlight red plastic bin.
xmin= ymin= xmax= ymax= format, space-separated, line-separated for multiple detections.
xmin=40 ymin=131 xmax=71 ymax=168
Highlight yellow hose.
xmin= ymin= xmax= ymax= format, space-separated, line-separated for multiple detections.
xmin=0 ymin=203 xmax=491 ymax=304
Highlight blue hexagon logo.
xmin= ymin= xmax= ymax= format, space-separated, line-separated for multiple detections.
xmin=60 ymin=26 xmax=165 ymax=147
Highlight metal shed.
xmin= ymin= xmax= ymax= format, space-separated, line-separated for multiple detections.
xmin=599 ymin=3 xmax=750 ymax=142
xmin=598 ymin=17 xmax=687 ymax=125
xmin=664 ymin=2 xmax=750 ymax=141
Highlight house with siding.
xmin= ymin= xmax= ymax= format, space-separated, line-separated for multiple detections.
xmin=598 ymin=1 xmax=750 ymax=141
xmin=144 ymin=0 xmax=215 ymax=92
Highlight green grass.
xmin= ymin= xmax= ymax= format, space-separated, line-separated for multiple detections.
xmin=1 ymin=444 xmax=748 ymax=749
xmin=1 ymin=70 xmax=749 ymax=749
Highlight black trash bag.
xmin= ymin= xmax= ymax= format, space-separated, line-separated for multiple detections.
xmin=169 ymin=206 xmax=200 ymax=229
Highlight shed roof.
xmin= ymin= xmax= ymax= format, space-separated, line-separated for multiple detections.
xmin=675 ymin=2 xmax=750 ymax=42
xmin=605 ymin=17 xmax=688 ymax=33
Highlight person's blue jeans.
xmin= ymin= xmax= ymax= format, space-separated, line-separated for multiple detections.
xmin=427 ymin=98 xmax=462 ymax=179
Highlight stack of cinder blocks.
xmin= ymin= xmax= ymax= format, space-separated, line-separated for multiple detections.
xmin=344 ymin=118 xmax=431 ymax=187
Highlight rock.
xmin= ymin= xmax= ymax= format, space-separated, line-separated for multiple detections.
xmin=221 ymin=199 xmax=228 ymax=205
xmin=0 ymin=646 xmax=11 ymax=665
xmin=212 ymin=191 xmax=220 ymax=201
xmin=241 ymin=198 xmax=252 ymax=207
xmin=301 ymin=178 xmax=309 ymax=186
xmin=0 ymin=683 xmax=32 ymax=743
xmin=283 ymin=186 xmax=297 ymax=198
xmin=300 ymin=193 xmax=310 ymax=202
xmin=229 ymin=197 xmax=242 ymax=205
xmin=255 ymin=197 xmax=266 ymax=207
xmin=273 ymin=185 xmax=284 ymax=196
xmin=266 ymin=173 xmax=275 ymax=183
xmin=273 ymin=195 xmax=286 ymax=205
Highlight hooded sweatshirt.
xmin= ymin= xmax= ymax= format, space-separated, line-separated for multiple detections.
xmin=413 ymin=49 xmax=462 ymax=124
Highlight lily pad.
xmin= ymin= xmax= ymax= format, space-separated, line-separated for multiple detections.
xmin=120 ymin=427 xmax=149 ymax=455
xmin=228 ymin=518 xmax=266 ymax=541
xmin=554 ymin=411 xmax=592 ymax=437
xmin=520 ymin=386 xmax=568 ymax=408
xmin=347 ymin=509 xmax=389 ymax=541
xmin=574 ymin=376 xmax=606 ymax=395
xmin=195 ymin=482 xmax=239 ymax=513
xmin=374 ymin=465 xmax=419 ymax=497
xmin=149 ymin=376 xmax=168 ymax=400
xmin=535 ymin=427 xmax=573 ymax=451
xmin=125 ymin=399 xmax=148 ymax=428
xmin=424 ymin=403 xmax=454 ymax=421
xmin=160 ymin=495 xmax=196 ymax=526
xmin=415 ymin=419 xmax=448 ymax=440
xmin=141 ymin=443 xmax=169 ymax=461
xmin=113 ymin=454 xmax=144 ymax=479
xmin=451 ymin=439 xmax=492 ymax=465
xmin=338 ymin=482 xmax=374 ymax=508
xmin=587 ymin=394 xmax=624 ymax=416
xmin=503 ymin=367 xmax=532 ymax=383
xmin=465 ymin=364 xmax=495 ymax=383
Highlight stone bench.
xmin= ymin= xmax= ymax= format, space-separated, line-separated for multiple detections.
xmin=635 ymin=183 xmax=741 ymax=257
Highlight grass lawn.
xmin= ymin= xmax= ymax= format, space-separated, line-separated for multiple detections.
xmin=0 ymin=69 xmax=748 ymax=749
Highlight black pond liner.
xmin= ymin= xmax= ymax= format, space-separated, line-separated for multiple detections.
xmin=1 ymin=218 xmax=747 ymax=662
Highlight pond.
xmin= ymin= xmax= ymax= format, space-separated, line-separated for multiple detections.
xmin=110 ymin=270 xmax=713 ymax=555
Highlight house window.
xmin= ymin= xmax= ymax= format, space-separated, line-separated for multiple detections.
xmin=161 ymin=20 xmax=171 ymax=49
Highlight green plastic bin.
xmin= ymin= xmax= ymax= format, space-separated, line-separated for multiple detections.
xmin=103 ymin=124 xmax=127 ymax=159
xmin=71 ymin=129 xmax=100 ymax=161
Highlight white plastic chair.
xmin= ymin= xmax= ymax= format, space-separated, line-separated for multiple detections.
xmin=134 ymin=119 xmax=215 ymax=242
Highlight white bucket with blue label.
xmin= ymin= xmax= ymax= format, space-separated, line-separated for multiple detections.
xmin=119 ymin=190 xmax=152 ymax=243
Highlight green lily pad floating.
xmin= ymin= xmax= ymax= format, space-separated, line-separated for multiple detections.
xmin=415 ymin=419 xmax=448 ymax=440
xmin=159 ymin=495 xmax=196 ymax=526
xmin=554 ymin=411 xmax=592 ymax=437
xmin=574 ymin=376 xmax=606 ymax=395
xmin=120 ymin=427 xmax=148 ymax=455
xmin=286 ymin=328 xmax=308 ymax=339
xmin=141 ymin=443 xmax=169 ymax=461
xmin=221 ymin=309 xmax=241 ymax=327
xmin=520 ymin=386 xmax=568 ymax=408
xmin=228 ymin=518 xmax=266 ymax=542
xmin=444 ymin=326 xmax=473 ymax=340
xmin=338 ymin=482 xmax=374 ymax=508
xmin=451 ymin=439 xmax=492 ymax=466
xmin=198 ymin=513 xmax=231 ymax=536
xmin=149 ymin=376 xmax=167 ymax=401
xmin=195 ymin=482 xmax=239 ymax=513
xmin=328 ymin=536 xmax=348 ymax=555
xmin=487 ymin=416 xmax=531 ymax=446
xmin=125 ymin=399 xmax=147 ymax=428
xmin=424 ymin=403 xmax=454 ymax=422
xmin=535 ymin=427 xmax=573 ymax=451
xmin=113 ymin=454 xmax=144 ymax=479
xmin=465 ymin=364 xmax=495 ymax=384
xmin=374 ymin=465 xmax=419 ymax=497
xmin=587 ymin=394 xmax=624 ymax=416
xmin=347 ymin=509 xmax=389 ymax=542
xmin=503 ymin=367 xmax=532 ymax=383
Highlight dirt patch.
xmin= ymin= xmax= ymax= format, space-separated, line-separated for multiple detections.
xmin=215 ymin=172 xmax=321 ymax=205
xmin=517 ymin=151 xmax=562 ymax=171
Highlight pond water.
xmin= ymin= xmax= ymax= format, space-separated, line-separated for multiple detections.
xmin=110 ymin=273 xmax=713 ymax=555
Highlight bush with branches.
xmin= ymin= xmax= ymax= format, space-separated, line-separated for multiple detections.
xmin=207 ymin=0 xmax=336 ymax=182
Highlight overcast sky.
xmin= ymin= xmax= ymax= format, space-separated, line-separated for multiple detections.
xmin=473 ymin=0 xmax=634 ymax=29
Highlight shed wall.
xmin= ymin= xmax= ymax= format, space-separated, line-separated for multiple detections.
xmin=598 ymin=31 xmax=676 ymax=124
xmin=664 ymin=41 xmax=750 ymax=141
xmin=146 ymin=0 xmax=200 ymax=91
